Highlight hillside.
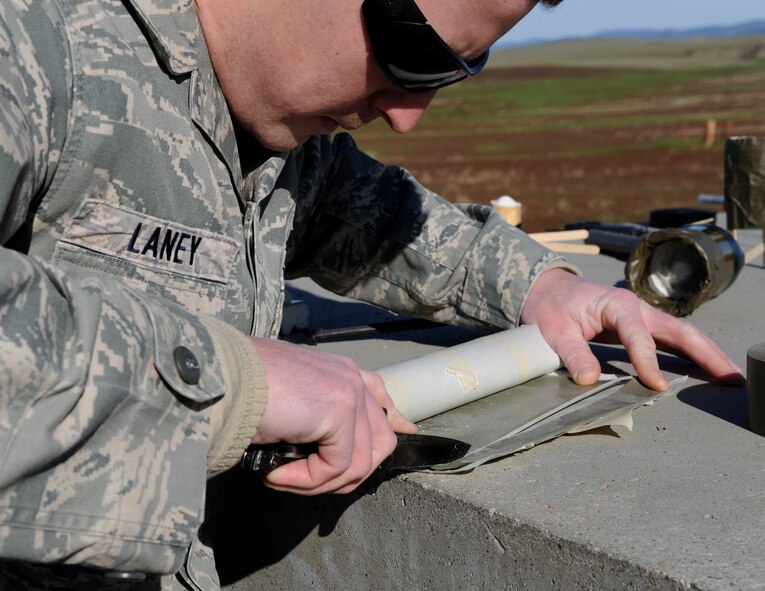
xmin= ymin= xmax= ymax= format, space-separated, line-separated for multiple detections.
xmin=593 ymin=20 xmax=765 ymax=40
xmin=489 ymin=34 xmax=765 ymax=70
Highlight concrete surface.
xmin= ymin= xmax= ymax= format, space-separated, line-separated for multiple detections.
xmin=210 ymin=227 xmax=765 ymax=591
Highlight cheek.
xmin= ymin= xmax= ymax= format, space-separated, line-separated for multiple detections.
xmin=310 ymin=30 xmax=380 ymax=104
xmin=282 ymin=66 xmax=375 ymax=115
xmin=260 ymin=23 xmax=380 ymax=117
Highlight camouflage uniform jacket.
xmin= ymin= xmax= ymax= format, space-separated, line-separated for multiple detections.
xmin=0 ymin=0 xmax=574 ymax=588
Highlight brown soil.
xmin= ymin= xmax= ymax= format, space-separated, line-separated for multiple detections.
xmin=396 ymin=129 xmax=734 ymax=232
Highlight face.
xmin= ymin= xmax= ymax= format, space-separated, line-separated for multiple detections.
xmin=196 ymin=0 xmax=538 ymax=151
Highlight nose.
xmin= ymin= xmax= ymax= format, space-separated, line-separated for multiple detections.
xmin=371 ymin=90 xmax=437 ymax=133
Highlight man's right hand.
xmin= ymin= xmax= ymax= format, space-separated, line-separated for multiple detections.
xmin=250 ymin=338 xmax=417 ymax=495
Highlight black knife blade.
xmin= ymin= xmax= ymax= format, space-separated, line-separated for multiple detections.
xmin=385 ymin=433 xmax=470 ymax=471
xmin=241 ymin=433 xmax=470 ymax=476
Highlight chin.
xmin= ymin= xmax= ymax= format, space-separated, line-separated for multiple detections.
xmin=253 ymin=115 xmax=343 ymax=151
xmin=263 ymin=130 xmax=320 ymax=152
xmin=255 ymin=132 xmax=304 ymax=152
xmin=237 ymin=119 xmax=304 ymax=152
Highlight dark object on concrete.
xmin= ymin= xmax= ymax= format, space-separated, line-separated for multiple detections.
xmin=241 ymin=433 xmax=470 ymax=475
xmin=649 ymin=208 xmax=717 ymax=229
xmin=626 ymin=224 xmax=744 ymax=316
xmin=565 ymin=221 xmax=651 ymax=259
xmin=310 ymin=317 xmax=442 ymax=343
xmin=724 ymin=136 xmax=765 ymax=230
xmin=747 ymin=343 xmax=765 ymax=436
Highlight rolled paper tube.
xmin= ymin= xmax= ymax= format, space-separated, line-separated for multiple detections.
xmin=747 ymin=343 xmax=765 ymax=437
xmin=377 ymin=325 xmax=561 ymax=422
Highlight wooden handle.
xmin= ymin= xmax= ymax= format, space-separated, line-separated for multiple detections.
xmin=542 ymin=242 xmax=600 ymax=255
xmin=529 ymin=229 xmax=590 ymax=243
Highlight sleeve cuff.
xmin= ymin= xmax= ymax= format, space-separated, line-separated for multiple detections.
xmin=517 ymin=258 xmax=582 ymax=322
xmin=204 ymin=318 xmax=268 ymax=476
xmin=460 ymin=208 xmax=583 ymax=328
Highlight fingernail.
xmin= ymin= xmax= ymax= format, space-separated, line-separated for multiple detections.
xmin=726 ymin=370 xmax=746 ymax=386
xmin=573 ymin=366 xmax=598 ymax=384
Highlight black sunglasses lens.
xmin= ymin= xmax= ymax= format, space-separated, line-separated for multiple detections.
xmin=363 ymin=0 xmax=486 ymax=92
xmin=377 ymin=41 xmax=465 ymax=88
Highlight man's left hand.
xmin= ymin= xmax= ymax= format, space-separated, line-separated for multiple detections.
xmin=519 ymin=269 xmax=744 ymax=390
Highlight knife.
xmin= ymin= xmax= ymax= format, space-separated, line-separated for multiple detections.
xmin=241 ymin=433 xmax=470 ymax=476
xmin=309 ymin=318 xmax=442 ymax=343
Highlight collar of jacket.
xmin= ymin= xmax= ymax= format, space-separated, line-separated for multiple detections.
xmin=127 ymin=0 xmax=246 ymax=203
xmin=127 ymin=0 xmax=199 ymax=75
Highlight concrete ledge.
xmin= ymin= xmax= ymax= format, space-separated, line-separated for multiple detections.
xmin=211 ymin=472 xmax=689 ymax=591
xmin=213 ymin=229 xmax=765 ymax=591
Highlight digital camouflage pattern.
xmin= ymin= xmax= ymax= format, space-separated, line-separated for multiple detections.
xmin=0 ymin=0 xmax=574 ymax=588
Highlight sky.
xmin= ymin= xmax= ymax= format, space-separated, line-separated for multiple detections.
xmin=498 ymin=0 xmax=765 ymax=46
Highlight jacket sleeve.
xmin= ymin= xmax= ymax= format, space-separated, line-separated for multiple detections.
xmin=0 ymin=247 xmax=228 ymax=573
xmin=287 ymin=133 xmax=579 ymax=331
xmin=0 ymin=2 xmax=265 ymax=574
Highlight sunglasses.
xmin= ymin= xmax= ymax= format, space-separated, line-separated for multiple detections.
xmin=362 ymin=0 xmax=490 ymax=93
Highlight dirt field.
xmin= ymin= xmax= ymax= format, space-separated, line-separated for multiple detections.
xmin=350 ymin=63 xmax=765 ymax=232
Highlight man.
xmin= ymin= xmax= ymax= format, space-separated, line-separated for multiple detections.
xmin=0 ymin=0 xmax=742 ymax=588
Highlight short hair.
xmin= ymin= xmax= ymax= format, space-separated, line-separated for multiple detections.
xmin=539 ymin=0 xmax=564 ymax=6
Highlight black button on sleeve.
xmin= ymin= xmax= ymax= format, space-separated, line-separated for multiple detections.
xmin=174 ymin=346 xmax=201 ymax=385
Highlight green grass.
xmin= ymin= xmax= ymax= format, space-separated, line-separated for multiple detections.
xmin=450 ymin=70 xmax=707 ymax=108
xmin=352 ymin=68 xmax=765 ymax=159
xmin=476 ymin=142 xmax=512 ymax=153
xmin=353 ymin=63 xmax=765 ymax=146
xmin=423 ymin=65 xmax=763 ymax=122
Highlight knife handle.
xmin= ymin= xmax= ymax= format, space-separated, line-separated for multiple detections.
xmin=240 ymin=442 xmax=318 ymax=475
xmin=242 ymin=407 xmax=393 ymax=476
xmin=241 ymin=433 xmax=468 ymax=476
xmin=240 ymin=441 xmax=397 ymax=485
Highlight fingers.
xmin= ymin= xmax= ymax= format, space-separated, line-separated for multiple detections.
xmin=329 ymin=392 xmax=396 ymax=494
xmin=586 ymin=291 xmax=741 ymax=389
xmin=266 ymin=397 xmax=396 ymax=495
xmin=252 ymin=339 xmax=406 ymax=495
xmin=594 ymin=290 xmax=742 ymax=386
xmin=521 ymin=270 xmax=739 ymax=391
xmin=543 ymin=328 xmax=602 ymax=386
xmin=360 ymin=369 xmax=418 ymax=434
xmin=600 ymin=296 xmax=668 ymax=391
xmin=641 ymin=305 xmax=744 ymax=384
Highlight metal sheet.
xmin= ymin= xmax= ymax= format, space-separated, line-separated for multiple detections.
xmin=416 ymin=373 xmax=686 ymax=473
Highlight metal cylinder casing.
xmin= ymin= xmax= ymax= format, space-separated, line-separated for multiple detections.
xmin=725 ymin=137 xmax=765 ymax=230
xmin=626 ymin=224 xmax=744 ymax=316
xmin=747 ymin=343 xmax=765 ymax=437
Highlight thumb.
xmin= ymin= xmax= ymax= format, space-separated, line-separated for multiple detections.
xmin=361 ymin=369 xmax=418 ymax=434
xmin=383 ymin=404 xmax=419 ymax=435
xmin=546 ymin=328 xmax=602 ymax=385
